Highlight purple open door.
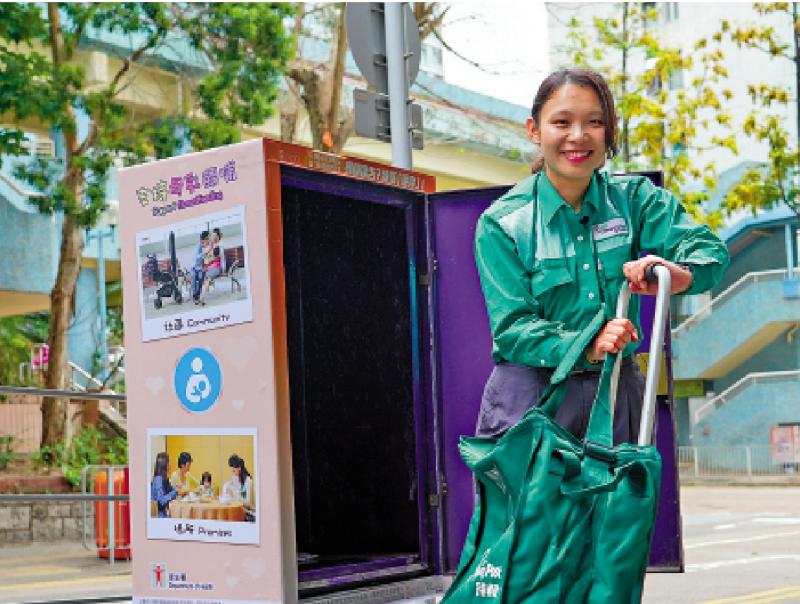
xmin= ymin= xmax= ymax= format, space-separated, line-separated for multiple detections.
xmin=427 ymin=176 xmax=684 ymax=574
xmin=425 ymin=186 xmax=510 ymax=571
xmin=631 ymin=171 xmax=685 ymax=572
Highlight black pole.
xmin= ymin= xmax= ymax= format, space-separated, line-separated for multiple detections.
xmin=169 ymin=230 xmax=177 ymax=275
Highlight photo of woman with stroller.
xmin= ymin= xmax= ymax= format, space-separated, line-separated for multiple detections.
xmin=135 ymin=205 xmax=253 ymax=341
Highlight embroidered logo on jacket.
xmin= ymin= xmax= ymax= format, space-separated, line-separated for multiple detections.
xmin=592 ymin=217 xmax=628 ymax=241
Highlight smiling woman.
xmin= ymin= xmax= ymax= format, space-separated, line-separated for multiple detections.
xmin=527 ymin=70 xmax=617 ymax=205
xmin=472 ymin=68 xmax=730 ymax=443
xmin=440 ymin=68 xmax=732 ymax=601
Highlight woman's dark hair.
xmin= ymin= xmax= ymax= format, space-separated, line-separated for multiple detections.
xmin=201 ymin=471 xmax=212 ymax=484
xmin=153 ymin=452 xmax=172 ymax=492
xmin=530 ymin=68 xmax=618 ymax=172
xmin=213 ymin=227 xmax=222 ymax=240
xmin=177 ymin=451 xmax=192 ymax=468
xmin=228 ymin=454 xmax=251 ymax=484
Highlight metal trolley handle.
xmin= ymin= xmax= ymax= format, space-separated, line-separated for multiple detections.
xmin=610 ymin=264 xmax=671 ymax=447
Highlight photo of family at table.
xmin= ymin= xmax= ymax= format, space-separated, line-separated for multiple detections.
xmin=149 ymin=431 xmax=257 ymax=524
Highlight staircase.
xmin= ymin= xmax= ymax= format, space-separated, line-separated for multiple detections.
xmin=672 ymin=270 xmax=800 ymax=379
xmin=691 ymin=371 xmax=800 ymax=446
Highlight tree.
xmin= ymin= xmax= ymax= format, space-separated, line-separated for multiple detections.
xmin=561 ymin=3 xmax=736 ymax=227
xmin=0 ymin=3 xmax=293 ymax=451
xmin=718 ymin=3 xmax=800 ymax=218
xmin=280 ymin=3 xmax=448 ymax=153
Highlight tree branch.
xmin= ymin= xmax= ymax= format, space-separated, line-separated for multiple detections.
xmin=65 ymin=5 xmax=98 ymax=61
xmin=431 ymin=28 xmax=505 ymax=75
xmin=289 ymin=66 xmax=325 ymax=149
xmin=326 ymin=4 xmax=347 ymax=143
xmin=107 ymin=40 xmax=155 ymax=97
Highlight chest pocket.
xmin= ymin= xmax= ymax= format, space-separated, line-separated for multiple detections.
xmin=530 ymin=259 xmax=573 ymax=298
xmin=598 ymin=244 xmax=632 ymax=281
xmin=598 ymin=244 xmax=633 ymax=309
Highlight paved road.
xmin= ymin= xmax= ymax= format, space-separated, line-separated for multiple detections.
xmin=1 ymin=486 xmax=799 ymax=603
xmin=0 ymin=541 xmax=130 ymax=603
xmin=644 ymin=486 xmax=800 ymax=604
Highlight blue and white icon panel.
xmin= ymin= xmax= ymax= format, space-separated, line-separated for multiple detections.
xmin=174 ymin=348 xmax=222 ymax=413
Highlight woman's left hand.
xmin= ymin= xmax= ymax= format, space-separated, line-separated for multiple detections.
xmin=623 ymin=255 xmax=693 ymax=295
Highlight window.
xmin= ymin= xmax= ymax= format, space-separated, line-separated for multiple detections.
xmin=669 ymin=68 xmax=684 ymax=91
xmin=420 ymin=43 xmax=444 ymax=78
xmin=666 ymin=2 xmax=680 ymax=21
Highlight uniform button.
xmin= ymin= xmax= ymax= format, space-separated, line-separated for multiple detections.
xmin=540 ymin=359 xmax=546 ymax=365
xmin=583 ymin=263 xmax=590 ymax=270
xmin=588 ymin=292 xmax=595 ymax=300
xmin=577 ymin=235 xmax=584 ymax=242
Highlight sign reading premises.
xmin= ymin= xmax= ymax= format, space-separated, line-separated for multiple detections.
xmin=119 ymin=139 xmax=291 ymax=604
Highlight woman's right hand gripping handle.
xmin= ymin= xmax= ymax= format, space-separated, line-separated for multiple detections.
xmin=585 ymin=262 xmax=665 ymax=363
xmin=585 ymin=318 xmax=638 ymax=363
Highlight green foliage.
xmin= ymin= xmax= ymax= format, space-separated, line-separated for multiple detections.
xmin=178 ymin=3 xmax=294 ymax=125
xmin=0 ymin=4 xmax=293 ymax=440
xmin=0 ymin=312 xmax=49 ymax=387
xmin=0 ymin=2 xmax=294 ymax=228
xmin=564 ymin=4 xmax=735 ymax=228
xmin=0 ymin=435 xmax=14 ymax=470
xmin=719 ymin=4 xmax=800 ymax=217
xmin=34 ymin=426 xmax=128 ymax=488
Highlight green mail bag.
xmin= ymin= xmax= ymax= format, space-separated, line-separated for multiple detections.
xmin=442 ymin=309 xmax=662 ymax=604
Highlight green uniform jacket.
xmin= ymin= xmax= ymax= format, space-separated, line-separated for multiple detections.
xmin=475 ymin=170 xmax=729 ymax=369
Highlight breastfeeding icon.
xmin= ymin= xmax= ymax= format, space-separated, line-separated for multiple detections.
xmin=174 ymin=348 xmax=222 ymax=413
xmin=185 ymin=357 xmax=211 ymax=404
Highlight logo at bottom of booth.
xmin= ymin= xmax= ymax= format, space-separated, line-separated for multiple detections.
xmin=151 ymin=562 xmax=166 ymax=589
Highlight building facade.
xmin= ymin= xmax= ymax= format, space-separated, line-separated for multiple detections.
xmin=0 ymin=12 xmax=538 ymax=385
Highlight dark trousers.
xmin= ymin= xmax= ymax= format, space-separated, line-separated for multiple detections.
xmin=192 ymin=267 xmax=205 ymax=300
xmin=475 ymin=357 xmax=645 ymax=445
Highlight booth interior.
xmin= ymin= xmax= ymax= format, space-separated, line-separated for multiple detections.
xmin=280 ymin=172 xmax=431 ymax=592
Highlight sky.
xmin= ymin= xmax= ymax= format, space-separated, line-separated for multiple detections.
xmin=439 ymin=2 xmax=551 ymax=109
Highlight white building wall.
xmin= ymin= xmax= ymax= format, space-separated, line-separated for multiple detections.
xmin=546 ymin=2 xmax=796 ymax=176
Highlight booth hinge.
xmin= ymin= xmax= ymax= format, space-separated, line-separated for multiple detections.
xmin=428 ymin=479 xmax=448 ymax=508
xmin=418 ymin=259 xmax=438 ymax=287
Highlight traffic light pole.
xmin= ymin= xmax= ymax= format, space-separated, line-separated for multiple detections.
xmin=384 ymin=2 xmax=412 ymax=169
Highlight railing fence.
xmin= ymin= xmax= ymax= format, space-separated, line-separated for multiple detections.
xmin=679 ymin=446 xmax=800 ymax=482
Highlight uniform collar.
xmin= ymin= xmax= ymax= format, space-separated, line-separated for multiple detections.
xmin=538 ymin=170 xmax=602 ymax=226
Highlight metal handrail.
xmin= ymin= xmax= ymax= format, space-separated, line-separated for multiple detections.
xmin=0 ymin=170 xmax=46 ymax=198
xmin=0 ymin=494 xmax=128 ymax=502
xmin=0 ymin=385 xmax=126 ymax=402
xmin=693 ymin=370 xmax=800 ymax=424
xmin=673 ymin=269 xmax=788 ymax=335
xmin=69 ymin=361 xmax=108 ymax=392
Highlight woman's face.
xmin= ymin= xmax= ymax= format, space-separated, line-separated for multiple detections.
xmin=231 ymin=465 xmax=240 ymax=476
xmin=527 ymin=83 xmax=609 ymax=185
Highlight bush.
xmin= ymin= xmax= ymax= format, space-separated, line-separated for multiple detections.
xmin=34 ymin=426 xmax=128 ymax=488
xmin=0 ymin=435 xmax=14 ymax=470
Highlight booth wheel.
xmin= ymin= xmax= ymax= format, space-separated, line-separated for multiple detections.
xmin=154 ymin=297 xmax=162 ymax=309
